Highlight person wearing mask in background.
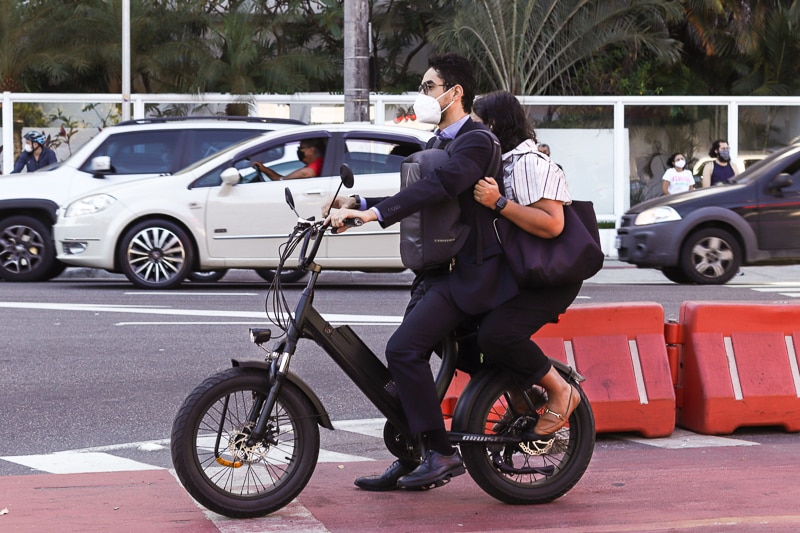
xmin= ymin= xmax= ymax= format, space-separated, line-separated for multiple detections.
xmin=701 ymin=139 xmax=740 ymax=187
xmin=254 ymin=138 xmax=326 ymax=180
xmin=12 ymin=131 xmax=57 ymax=173
xmin=661 ymin=152 xmax=695 ymax=195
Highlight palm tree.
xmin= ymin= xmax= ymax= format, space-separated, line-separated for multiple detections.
xmin=0 ymin=0 xmax=92 ymax=93
xmin=428 ymin=0 xmax=683 ymax=95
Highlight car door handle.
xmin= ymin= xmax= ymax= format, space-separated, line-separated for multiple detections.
xmin=303 ymin=189 xmax=325 ymax=196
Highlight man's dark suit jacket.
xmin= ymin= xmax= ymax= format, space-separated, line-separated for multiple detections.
xmin=366 ymin=118 xmax=519 ymax=315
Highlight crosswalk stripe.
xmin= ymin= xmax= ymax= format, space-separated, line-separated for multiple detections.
xmin=0 ymin=452 xmax=163 ymax=474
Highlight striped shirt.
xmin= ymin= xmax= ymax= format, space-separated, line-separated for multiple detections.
xmin=502 ymin=139 xmax=571 ymax=205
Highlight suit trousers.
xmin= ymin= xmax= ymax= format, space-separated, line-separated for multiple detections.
xmin=385 ymin=272 xmax=468 ymax=436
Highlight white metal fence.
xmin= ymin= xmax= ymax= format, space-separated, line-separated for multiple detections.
xmin=3 ymin=91 xmax=800 ymax=224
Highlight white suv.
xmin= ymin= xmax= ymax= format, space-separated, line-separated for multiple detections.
xmin=0 ymin=117 xmax=300 ymax=282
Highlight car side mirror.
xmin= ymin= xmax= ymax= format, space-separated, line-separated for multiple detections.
xmin=220 ymin=167 xmax=241 ymax=186
xmin=769 ymin=173 xmax=793 ymax=193
xmin=91 ymin=156 xmax=112 ymax=178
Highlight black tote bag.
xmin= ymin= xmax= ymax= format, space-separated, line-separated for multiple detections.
xmin=492 ymin=200 xmax=604 ymax=288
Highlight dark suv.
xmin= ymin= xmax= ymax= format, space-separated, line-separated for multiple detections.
xmin=616 ymin=143 xmax=800 ymax=284
xmin=0 ymin=116 xmax=301 ymax=282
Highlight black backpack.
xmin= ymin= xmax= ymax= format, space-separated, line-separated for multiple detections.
xmin=399 ymin=130 xmax=502 ymax=271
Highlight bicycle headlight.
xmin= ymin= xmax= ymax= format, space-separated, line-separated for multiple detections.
xmin=64 ymin=194 xmax=116 ymax=217
xmin=634 ymin=206 xmax=681 ymax=226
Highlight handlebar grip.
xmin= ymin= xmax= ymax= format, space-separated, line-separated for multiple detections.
xmin=330 ymin=218 xmax=363 ymax=234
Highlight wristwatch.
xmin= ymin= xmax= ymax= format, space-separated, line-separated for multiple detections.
xmin=494 ymin=196 xmax=508 ymax=213
xmin=349 ymin=194 xmax=362 ymax=210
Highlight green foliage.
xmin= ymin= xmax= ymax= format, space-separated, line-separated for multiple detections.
xmin=428 ymin=0 xmax=682 ymax=95
xmin=1 ymin=0 xmax=797 ymax=100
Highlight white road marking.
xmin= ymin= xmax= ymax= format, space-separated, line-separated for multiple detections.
xmin=619 ymin=428 xmax=759 ymax=449
xmin=124 ymin=292 xmax=260 ymax=296
xmin=318 ymin=450 xmax=375 ymax=463
xmin=1 ymin=452 xmax=163 ymax=474
xmin=332 ymin=418 xmax=387 ymax=438
xmin=0 ymin=301 xmax=403 ymax=325
xmin=1 ymin=420 xmax=760 ymax=475
xmin=167 ymin=470 xmax=331 ymax=533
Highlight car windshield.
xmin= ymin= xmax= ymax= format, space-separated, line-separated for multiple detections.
xmin=728 ymin=144 xmax=799 ymax=185
xmin=177 ymin=134 xmax=270 ymax=175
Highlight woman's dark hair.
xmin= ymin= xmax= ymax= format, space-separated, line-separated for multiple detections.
xmin=472 ymin=90 xmax=536 ymax=153
xmin=666 ymin=152 xmax=685 ymax=167
xmin=428 ymin=53 xmax=476 ymax=113
xmin=708 ymin=139 xmax=727 ymax=158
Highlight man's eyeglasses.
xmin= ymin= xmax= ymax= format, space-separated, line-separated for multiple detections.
xmin=418 ymin=81 xmax=448 ymax=95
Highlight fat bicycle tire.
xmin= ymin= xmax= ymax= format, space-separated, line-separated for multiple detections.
xmin=456 ymin=369 xmax=595 ymax=504
xmin=170 ymin=367 xmax=320 ymax=518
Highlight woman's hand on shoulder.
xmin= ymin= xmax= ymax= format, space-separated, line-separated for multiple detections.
xmin=473 ymin=177 xmax=501 ymax=209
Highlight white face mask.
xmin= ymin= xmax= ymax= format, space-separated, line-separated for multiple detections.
xmin=674 ymin=159 xmax=686 ymax=169
xmin=23 ymin=143 xmax=33 ymax=153
xmin=413 ymin=87 xmax=454 ymax=125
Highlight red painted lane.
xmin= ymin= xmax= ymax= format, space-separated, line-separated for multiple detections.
xmin=2 ymin=440 xmax=799 ymax=532
xmin=0 ymin=470 xmax=215 ymax=533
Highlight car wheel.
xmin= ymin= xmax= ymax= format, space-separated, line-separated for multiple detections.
xmin=118 ymin=219 xmax=194 ymax=290
xmin=0 ymin=215 xmax=59 ymax=282
xmin=254 ymin=268 xmax=307 ymax=284
xmin=186 ymin=269 xmax=228 ymax=283
xmin=660 ymin=266 xmax=692 ymax=284
xmin=679 ymin=227 xmax=741 ymax=285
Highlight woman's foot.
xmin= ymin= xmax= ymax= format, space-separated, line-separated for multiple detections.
xmin=492 ymin=388 xmax=545 ymax=433
xmin=534 ymin=384 xmax=580 ymax=436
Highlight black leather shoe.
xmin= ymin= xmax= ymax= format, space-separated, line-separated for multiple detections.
xmin=354 ymin=459 xmax=418 ymax=491
xmin=396 ymin=450 xmax=465 ymax=490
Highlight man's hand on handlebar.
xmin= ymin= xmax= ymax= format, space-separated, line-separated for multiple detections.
xmin=325 ymin=207 xmax=376 ymax=232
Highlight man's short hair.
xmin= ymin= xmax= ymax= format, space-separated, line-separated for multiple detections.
xmin=428 ymin=53 xmax=476 ymax=113
xmin=301 ymin=138 xmax=326 ymax=155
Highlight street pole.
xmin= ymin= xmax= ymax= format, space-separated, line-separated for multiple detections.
xmin=122 ymin=0 xmax=131 ymax=121
xmin=344 ymin=0 xmax=369 ymax=122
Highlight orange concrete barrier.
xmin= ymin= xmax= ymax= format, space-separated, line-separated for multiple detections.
xmin=441 ymin=302 xmax=676 ymax=437
xmin=677 ymin=301 xmax=800 ymax=435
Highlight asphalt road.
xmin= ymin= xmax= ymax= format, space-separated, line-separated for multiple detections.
xmin=2 ymin=261 xmax=799 ymax=474
xmin=2 ymin=263 xmax=800 ymax=531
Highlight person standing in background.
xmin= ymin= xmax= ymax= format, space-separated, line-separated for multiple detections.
xmin=661 ymin=152 xmax=694 ymax=195
xmin=701 ymin=139 xmax=740 ymax=187
xmin=537 ymin=143 xmax=563 ymax=170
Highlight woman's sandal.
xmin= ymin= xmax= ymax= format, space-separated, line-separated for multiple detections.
xmin=533 ymin=384 xmax=580 ymax=436
xmin=491 ymin=388 xmax=544 ymax=433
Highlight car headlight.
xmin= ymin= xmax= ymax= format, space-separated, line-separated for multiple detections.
xmin=64 ymin=194 xmax=116 ymax=217
xmin=634 ymin=206 xmax=681 ymax=226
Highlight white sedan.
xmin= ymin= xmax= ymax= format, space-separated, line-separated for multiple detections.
xmin=54 ymin=124 xmax=433 ymax=289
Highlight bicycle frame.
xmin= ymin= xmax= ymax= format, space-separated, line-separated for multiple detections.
xmin=241 ymin=180 xmax=580 ymax=454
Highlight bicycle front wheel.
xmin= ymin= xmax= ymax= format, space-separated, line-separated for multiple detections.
xmin=171 ymin=367 xmax=320 ymax=518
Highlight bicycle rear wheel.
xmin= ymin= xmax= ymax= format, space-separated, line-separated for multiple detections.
xmin=456 ymin=369 xmax=595 ymax=504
